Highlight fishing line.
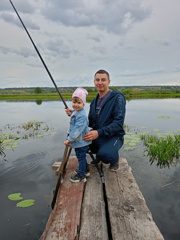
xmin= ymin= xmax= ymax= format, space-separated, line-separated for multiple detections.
xmin=9 ymin=0 xmax=68 ymax=109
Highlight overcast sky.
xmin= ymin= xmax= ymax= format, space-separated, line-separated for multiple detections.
xmin=0 ymin=0 xmax=180 ymax=88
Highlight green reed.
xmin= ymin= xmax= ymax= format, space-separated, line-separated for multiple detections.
xmin=140 ymin=134 xmax=180 ymax=168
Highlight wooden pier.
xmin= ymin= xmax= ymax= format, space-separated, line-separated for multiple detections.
xmin=40 ymin=155 xmax=164 ymax=240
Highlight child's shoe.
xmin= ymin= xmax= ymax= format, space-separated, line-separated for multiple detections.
xmin=74 ymin=168 xmax=90 ymax=177
xmin=70 ymin=173 xmax=86 ymax=183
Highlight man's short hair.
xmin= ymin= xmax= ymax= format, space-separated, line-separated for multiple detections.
xmin=94 ymin=69 xmax=110 ymax=80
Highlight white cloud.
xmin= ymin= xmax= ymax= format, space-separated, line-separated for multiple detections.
xmin=41 ymin=0 xmax=152 ymax=34
xmin=0 ymin=45 xmax=36 ymax=58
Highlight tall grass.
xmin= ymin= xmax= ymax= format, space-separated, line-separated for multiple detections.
xmin=140 ymin=134 xmax=180 ymax=168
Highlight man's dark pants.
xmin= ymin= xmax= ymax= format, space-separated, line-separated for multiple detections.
xmin=89 ymin=136 xmax=124 ymax=164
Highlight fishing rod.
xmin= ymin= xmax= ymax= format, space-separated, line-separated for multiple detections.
xmin=10 ymin=0 xmax=105 ymax=202
xmin=9 ymin=0 xmax=68 ymax=109
xmin=87 ymin=148 xmax=104 ymax=184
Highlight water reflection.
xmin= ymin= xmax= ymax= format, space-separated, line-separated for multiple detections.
xmin=150 ymin=167 xmax=180 ymax=238
xmin=35 ymin=99 xmax=42 ymax=105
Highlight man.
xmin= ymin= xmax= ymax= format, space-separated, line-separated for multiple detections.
xmin=83 ymin=69 xmax=126 ymax=171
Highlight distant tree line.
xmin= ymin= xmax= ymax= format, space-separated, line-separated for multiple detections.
xmin=0 ymin=86 xmax=180 ymax=99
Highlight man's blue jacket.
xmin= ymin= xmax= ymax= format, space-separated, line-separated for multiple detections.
xmin=88 ymin=90 xmax=126 ymax=138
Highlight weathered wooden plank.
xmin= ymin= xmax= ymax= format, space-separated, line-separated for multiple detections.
xmin=52 ymin=161 xmax=61 ymax=170
xmin=103 ymin=158 xmax=164 ymax=240
xmin=40 ymin=156 xmax=85 ymax=240
xmin=79 ymin=164 xmax=109 ymax=240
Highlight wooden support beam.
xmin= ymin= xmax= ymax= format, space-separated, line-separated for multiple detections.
xmin=52 ymin=162 xmax=61 ymax=171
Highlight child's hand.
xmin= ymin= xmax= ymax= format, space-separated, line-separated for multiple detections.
xmin=65 ymin=108 xmax=72 ymax=116
xmin=64 ymin=140 xmax=71 ymax=146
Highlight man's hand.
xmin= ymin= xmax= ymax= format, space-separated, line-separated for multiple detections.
xmin=83 ymin=130 xmax=99 ymax=141
xmin=64 ymin=140 xmax=71 ymax=146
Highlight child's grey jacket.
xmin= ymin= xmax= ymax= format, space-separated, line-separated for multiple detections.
xmin=67 ymin=108 xmax=92 ymax=148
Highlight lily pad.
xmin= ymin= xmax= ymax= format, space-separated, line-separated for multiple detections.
xmin=139 ymin=131 xmax=152 ymax=135
xmin=171 ymin=129 xmax=180 ymax=133
xmin=124 ymin=146 xmax=137 ymax=151
xmin=128 ymin=142 xmax=137 ymax=146
xmin=126 ymin=132 xmax=135 ymax=135
xmin=158 ymin=116 xmax=171 ymax=119
xmin=153 ymin=129 xmax=160 ymax=132
xmin=124 ymin=131 xmax=141 ymax=151
xmin=16 ymin=199 xmax=35 ymax=208
xmin=8 ymin=193 xmax=23 ymax=201
xmin=130 ymin=138 xmax=141 ymax=143
xmin=124 ymin=139 xmax=130 ymax=144
xmin=157 ymin=133 xmax=165 ymax=137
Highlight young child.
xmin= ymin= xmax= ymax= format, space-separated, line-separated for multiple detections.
xmin=64 ymin=88 xmax=91 ymax=182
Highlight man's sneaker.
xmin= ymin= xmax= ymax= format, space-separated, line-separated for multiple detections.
xmin=74 ymin=168 xmax=90 ymax=177
xmin=70 ymin=173 xmax=86 ymax=183
xmin=109 ymin=161 xmax=119 ymax=171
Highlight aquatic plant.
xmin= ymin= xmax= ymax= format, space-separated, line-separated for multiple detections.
xmin=123 ymin=131 xmax=141 ymax=151
xmin=0 ymin=121 xmax=56 ymax=159
xmin=140 ymin=134 xmax=180 ymax=168
xmin=157 ymin=116 xmax=172 ymax=119
xmin=16 ymin=199 xmax=35 ymax=208
xmin=8 ymin=193 xmax=35 ymax=208
xmin=8 ymin=193 xmax=23 ymax=201
xmin=124 ymin=124 xmax=131 ymax=132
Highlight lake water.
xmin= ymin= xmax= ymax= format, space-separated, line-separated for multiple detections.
xmin=0 ymin=98 xmax=180 ymax=240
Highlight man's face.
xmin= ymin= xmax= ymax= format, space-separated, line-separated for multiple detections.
xmin=94 ymin=73 xmax=110 ymax=93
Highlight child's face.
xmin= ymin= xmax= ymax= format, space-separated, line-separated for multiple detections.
xmin=72 ymin=97 xmax=84 ymax=112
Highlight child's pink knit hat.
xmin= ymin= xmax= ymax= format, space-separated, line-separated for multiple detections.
xmin=72 ymin=88 xmax=88 ymax=105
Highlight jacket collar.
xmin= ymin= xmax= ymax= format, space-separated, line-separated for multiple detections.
xmin=95 ymin=90 xmax=117 ymax=104
xmin=72 ymin=108 xmax=84 ymax=116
